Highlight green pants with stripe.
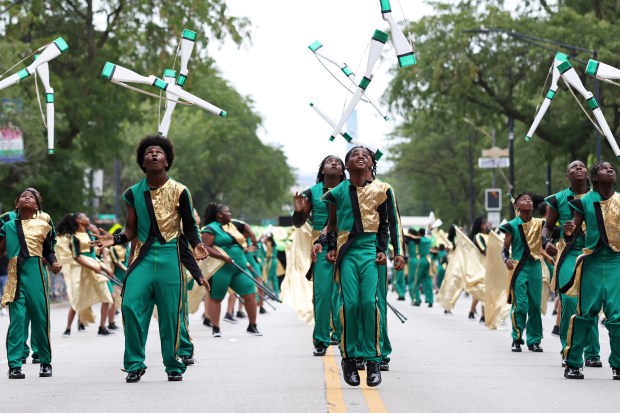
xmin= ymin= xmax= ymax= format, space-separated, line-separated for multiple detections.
xmin=312 ymin=250 xmax=338 ymax=348
xmin=122 ymin=240 xmax=185 ymax=374
xmin=407 ymin=257 xmax=418 ymax=303
xmin=394 ymin=268 xmax=406 ymax=298
xmin=510 ymin=260 xmax=543 ymax=346
xmin=558 ymin=248 xmax=599 ymax=361
xmin=566 ymin=247 xmax=620 ymax=368
xmin=178 ymin=278 xmax=194 ymax=357
xmin=378 ymin=262 xmax=392 ymax=361
xmin=413 ymin=256 xmax=433 ymax=305
xmin=338 ymin=234 xmax=381 ymax=362
xmin=7 ymin=258 xmax=51 ymax=368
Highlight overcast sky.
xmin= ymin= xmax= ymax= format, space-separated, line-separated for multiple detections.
xmin=208 ymin=0 xmax=432 ymax=183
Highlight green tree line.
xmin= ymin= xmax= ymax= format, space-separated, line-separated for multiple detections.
xmin=384 ymin=0 xmax=620 ymax=228
xmin=0 ymin=0 xmax=294 ymax=224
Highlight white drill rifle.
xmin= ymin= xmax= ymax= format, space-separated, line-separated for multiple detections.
xmin=378 ymin=0 xmax=416 ymax=68
xmin=309 ymin=102 xmax=384 ymax=160
xmin=101 ymin=63 xmax=226 ymax=118
xmin=329 ymin=29 xmax=389 ymax=143
xmin=585 ymin=58 xmax=620 ymax=159
xmin=158 ymin=29 xmax=197 ymax=137
xmin=525 ymin=53 xmax=620 ymax=159
xmin=0 ymin=37 xmax=69 ymax=154
xmin=308 ymin=40 xmax=389 ymax=121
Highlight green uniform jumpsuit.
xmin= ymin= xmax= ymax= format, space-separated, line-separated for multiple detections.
xmin=546 ymin=189 xmax=600 ymax=362
xmin=564 ymin=192 xmax=620 ymax=369
xmin=500 ymin=217 xmax=544 ymax=347
xmin=405 ymin=238 xmax=418 ymax=303
xmin=413 ymin=236 xmax=434 ymax=305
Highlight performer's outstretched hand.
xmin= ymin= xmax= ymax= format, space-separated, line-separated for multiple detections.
xmin=394 ymin=255 xmax=405 ymax=271
xmin=375 ymin=252 xmax=387 ymax=265
xmin=91 ymin=228 xmax=114 ymax=248
xmin=293 ymin=192 xmax=307 ymax=212
xmin=194 ymin=243 xmax=209 ymax=260
xmin=311 ymin=243 xmax=322 ymax=262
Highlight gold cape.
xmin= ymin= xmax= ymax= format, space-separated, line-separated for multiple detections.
xmin=280 ymin=223 xmax=315 ymax=325
xmin=483 ymin=231 xmax=511 ymax=329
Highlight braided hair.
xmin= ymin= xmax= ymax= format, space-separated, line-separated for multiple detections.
xmin=315 ymin=155 xmax=346 ymax=183
xmin=345 ymin=146 xmax=378 ymax=178
xmin=590 ymin=160 xmax=616 ymax=192
xmin=203 ymin=203 xmax=227 ymax=225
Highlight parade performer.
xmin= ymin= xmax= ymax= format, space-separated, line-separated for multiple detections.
xmin=93 ymin=135 xmax=209 ymax=383
xmin=404 ymin=228 xmax=419 ymax=305
xmin=57 ymin=213 xmax=114 ymax=336
xmin=543 ymin=160 xmax=600 ymax=368
xmin=201 ymin=203 xmax=261 ymax=337
xmin=500 ymin=193 xmax=544 ymax=353
xmin=563 ymin=161 xmax=620 ymax=380
xmin=293 ymin=155 xmax=346 ymax=356
xmin=321 ymin=146 xmax=397 ymax=387
xmin=1 ymin=189 xmax=61 ymax=379
xmin=469 ymin=216 xmax=490 ymax=323
xmin=407 ymin=228 xmax=434 ymax=307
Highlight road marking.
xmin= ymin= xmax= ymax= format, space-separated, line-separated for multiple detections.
xmin=359 ymin=369 xmax=388 ymax=413
xmin=323 ymin=346 xmax=346 ymax=413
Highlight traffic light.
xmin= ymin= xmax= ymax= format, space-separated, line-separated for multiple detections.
xmin=485 ymin=188 xmax=502 ymax=211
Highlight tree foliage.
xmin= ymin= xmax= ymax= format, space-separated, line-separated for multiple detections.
xmin=0 ymin=1 xmax=294 ymax=223
xmin=384 ymin=0 xmax=620 ymax=228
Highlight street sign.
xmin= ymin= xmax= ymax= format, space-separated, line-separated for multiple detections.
xmin=487 ymin=211 xmax=501 ymax=228
xmin=478 ymin=157 xmax=510 ymax=168
xmin=485 ymin=188 xmax=502 ymax=211
xmin=481 ymin=146 xmax=509 ymax=158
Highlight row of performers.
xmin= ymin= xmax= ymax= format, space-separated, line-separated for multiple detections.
xmin=0 ymin=135 xmax=282 ymax=382
xmin=435 ymin=160 xmax=620 ymax=381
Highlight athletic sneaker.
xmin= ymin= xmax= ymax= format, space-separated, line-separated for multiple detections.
xmin=246 ymin=323 xmax=262 ymax=336
xmin=212 ymin=326 xmax=221 ymax=337
xmin=223 ymin=312 xmax=238 ymax=324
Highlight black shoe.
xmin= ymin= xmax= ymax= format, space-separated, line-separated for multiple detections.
xmin=613 ymin=367 xmax=620 ymax=380
xmin=212 ymin=326 xmax=221 ymax=337
xmin=236 ymin=311 xmax=247 ymax=318
xmin=125 ymin=368 xmax=146 ymax=383
xmin=479 ymin=316 xmax=485 ymax=323
xmin=528 ymin=344 xmax=543 ymax=352
xmin=562 ymin=359 xmax=567 ymax=367
xmin=564 ymin=366 xmax=584 ymax=379
xmin=330 ymin=338 xmax=339 ymax=346
xmin=21 ymin=357 xmax=27 ymax=364
xmin=167 ymin=371 xmax=183 ymax=381
xmin=31 ymin=354 xmax=40 ymax=364
xmin=8 ymin=368 xmax=25 ymax=379
xmin=355 ymin=358 xmax=366 ymax=371
xmin=202 ymin=315 xmax=212 ymax=327
xmin=551 ymin=325 xmax=560 ymax=336
xmin=39 ymin=363 xmax=52 ymax=377
xmin=259 ymin=306 xmax=268 ymax=314
xmin=366 ymin=361 xmax=382 ymax=387
xmin=223 ymin=312 xmax=238 ymax=324
xmin=585 ymin=359 xmax=603 ymax=368
xmin=511 ymin=341 xmax=522 ymax=352
xmin=246 ymin=323 xmax=262 ymax=336
xmin=62 ymin=329 xmax=70 ymax=337
xmin=552 ymin=309 xmax=558 ymax=316
xmin=444 ymin=310 xmax=453 ymax=315
xmin=313 ymin=346 xmax=327 ymax=356
xmin=340 ymin=358 xmax=360 ymax=386
xmin=108 ymin=322 xmax=119 ymax=330
xmin=412 ymin=302 xmax=420 ymax=307
xmin=98 ymin=326 xmax=111 ymax=335
xmin=427 ymin=303 xmax=433 ymax=308
xmin=78 ymin=322 xmax=86 ymax=332
xmin=380 ymin=360 xmax=390 ymax=371
xmin=468 ymin=312 xmax=476 ymax=320
xmin=397 ymin=296 xmax=405 ymax=301
xmin=181 ymin=356 xmax=195 ymax=366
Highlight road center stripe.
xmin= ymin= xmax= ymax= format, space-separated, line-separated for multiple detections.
xmin=359 ymin=370 xmax=388 ymax=413
xmin=324 ymin=346 xmax=347 ymax=413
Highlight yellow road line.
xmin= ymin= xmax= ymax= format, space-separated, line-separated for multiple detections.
xmin=360 ymin=369 xmax=388 ymax=413
xmin=324 ymin=346 xmax=347 ymax=413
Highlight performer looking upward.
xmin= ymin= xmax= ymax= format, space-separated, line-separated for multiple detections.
xmin=94 ymin=135 xmax=209 ymax=383
xmin=293 ymin=155 xmax=346 ymax=356
xmin=543 ymin=161 xmax=600 ymax=368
